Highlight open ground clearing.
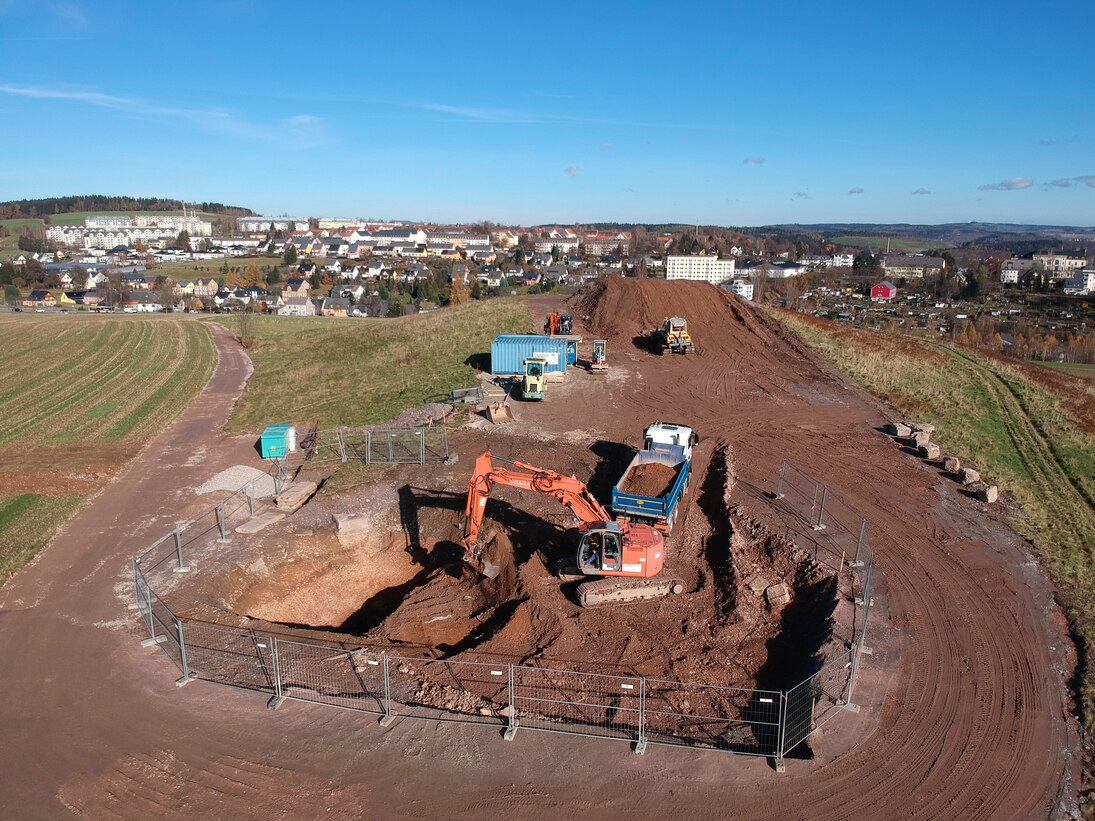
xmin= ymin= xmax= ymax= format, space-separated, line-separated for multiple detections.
xmin=212 ymin=298 xmax=531 ymax=431
xmin=0 ymin=283 xmax=1080 ymax=818
xmin=0 ymin=314 xmax=214 ymax=582
xmin=776 ymin=309 xmax=1095 ymax=772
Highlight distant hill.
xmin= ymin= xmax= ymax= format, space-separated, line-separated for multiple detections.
xmin=765 ymin=222 xmax=1095 ymax=248
xmin=0 ymin=196 xmax=255 ymax=221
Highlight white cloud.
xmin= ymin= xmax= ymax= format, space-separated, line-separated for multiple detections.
xmin=911 ymin=188 xmax=933 ymax=195
xmin=1074 ymin=175 xmax=1095 ymax=188
xmin=564 ymin=164 xmax=580 ymax=177
xmin=743 ymin=155 xmax=766 ymax=166
xmin=0 ymin=84 xmax=330 ymax=149
xmin=848 ymin=186 xmax=864 ymax=195
xmin=978 ymin=177 xmax=1033 ymax=191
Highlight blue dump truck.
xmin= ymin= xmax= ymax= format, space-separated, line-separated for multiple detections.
xmin=611 ymin=422 xmax=697 ymax=535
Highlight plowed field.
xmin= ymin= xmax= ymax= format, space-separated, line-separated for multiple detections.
xmin=0 ymin=314 xmax=215 ymax=579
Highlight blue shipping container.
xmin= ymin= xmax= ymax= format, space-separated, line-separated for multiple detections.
xmin=491 ymin=335 xmax=569 ymax=375
xmin=566 ymin=339 xmax=577 ymax=365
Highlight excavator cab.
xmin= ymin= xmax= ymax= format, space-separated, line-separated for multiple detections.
xmin=560 ymin=314 xmax=573 ymax=334
xmin=590 ymin=339 xmax=607 ymax=371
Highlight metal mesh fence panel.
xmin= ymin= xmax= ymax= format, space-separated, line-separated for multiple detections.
xmin=181 ymin=622 xmax=277 ymax=693
xmin=366 ymin=428 xmax=449 ymax=465
xmin=781 ymin=650 xmax=855 ymax=757
xmin=277 ymin=640 xmax=386 ymax=714
xmin=388 ymin=657 xmax=510 ymax=727
xmin=643 ymin=679 xmax=781 ymax=756
xmin=512 ymin=665 xmax=642 ymax=742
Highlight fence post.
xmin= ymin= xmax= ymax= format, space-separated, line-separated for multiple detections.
xmin=419 ymin=430 xmax=425 ymax=465
xmin=337 ymin=427 xmax=347 ymax=463
xmin=378 ymin=654 xmax=396 ymax=726
xmin=775 ymin=459 xmax=786 ymax=499
xmin=634 ymin=678 xmax=647 ymax=755
xmin=848 ymin=519 xmax=867 ymax=566
xmin=216 ymin=502 xmax=229 ymax=542
xmin=131 ymin=557 xmax=142 ymax=611
xmin=174 ymin=617 xmax=195 ymax=686
xmin=812 ymin=486 xmax=828 ymax=531
xmin=503 ymin=664 xmax=518 ymax=740
xmin=138 ymin=565 xmax=165 ymax=647
xmin=247 ymin=481 xmax=255 ymax=517
xmin=267 ymin=636 xmax=284 ymax=710
xmin=365 ymin=431 xmax=373 ymax=466
xmin=387 ymin=432 xmax=393 ymax=463
xmin=173 ymin=526 xmax=190 ymax=573
xmin=774 ymin=692 xmax=787 ymax=772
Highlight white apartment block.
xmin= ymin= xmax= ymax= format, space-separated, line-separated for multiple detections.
xmin=665 ymin=254 xmax=737 ymax=283
xmin=1000 ymin=267 xmax=1020 ymax=284
xmin=48 ymin=225 xmax=200 ymax=249
xmin=429 ymin=230 xmax=491 ymax=248
xmin=1065 ymin=268 xmax=1095 ymax=294
xmin=724 ymin=278 xmax=754 ymax=300
xmin=1033 ymin=252 xmax=1089 ymax=279
xmin=85 ymin=214 xmax=211 ymax=235
xmin=238 ymin=216 xmax=311 ymax=232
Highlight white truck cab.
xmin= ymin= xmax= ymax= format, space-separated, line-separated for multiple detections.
xmin=644 ymin=422 xmax=698 ymax=461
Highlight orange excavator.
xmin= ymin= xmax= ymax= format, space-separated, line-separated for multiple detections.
xmin=461 ymin=451 xmax=684 ymax=606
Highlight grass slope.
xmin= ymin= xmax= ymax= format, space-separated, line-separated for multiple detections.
xmin=0 ymin=316 xmax=216 ymax=585
xmin=215 ymin=298 xmax=532 ymax=431
xmin=774 ymin=309 xmax=1095 ymax=731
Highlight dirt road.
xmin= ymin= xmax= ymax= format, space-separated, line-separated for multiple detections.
xmin=0 ymin=292 xmax=1080 ymax=819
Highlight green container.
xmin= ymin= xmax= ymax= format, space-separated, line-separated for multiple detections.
xmin=260 ymin=423 xmax=291 ymax=459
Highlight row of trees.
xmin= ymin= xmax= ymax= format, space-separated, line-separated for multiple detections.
xmin=0 ymin=196 xmax=254 ymax=221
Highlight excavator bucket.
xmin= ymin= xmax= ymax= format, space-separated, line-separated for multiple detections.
xmin=486 ymin=402 xmax=514 ymax=424
xmin=480 ymin=559 xmax=502 ymax=579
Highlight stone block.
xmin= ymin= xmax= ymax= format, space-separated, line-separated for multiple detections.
xmin=919 ymin=443 xmax=941 ymax=460
xmin=942 ymin=456 xmax=961 ymax=473
xmin=744 ymin=573 xmax=770 ymax=595
xmin=333 ymin=513 xmax=371 ymax=536
xmin=885 ymin=422 xmax=912 ymax=437
xmin=765 ymin=583 xmax=791 ymax=606
xmin=957 ymin=467 xmax=980 ymax=485
xmin=911 ymin=431 xmax=931 ymax=449
xmin=975 ymin=484 xmax=999 ymax=503
xmin=910 ymin=421 xmax=936 ymax=435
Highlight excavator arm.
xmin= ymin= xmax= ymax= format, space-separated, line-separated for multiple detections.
xmin=462 ymin=451 xmax=612 ymax=563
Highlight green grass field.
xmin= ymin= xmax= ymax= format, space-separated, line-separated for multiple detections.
xmin=773 ymin=309 xmax=1095 ymax=731
xmin=214 ymin=298 xmax=532 ymax=432
xmin=829 ymin=234 xmax=943 ymax=253
xmin=0 ymin=315 xmax=216 ymax=583
xmin=1040 ymin=361 xmax=1095 ymax=381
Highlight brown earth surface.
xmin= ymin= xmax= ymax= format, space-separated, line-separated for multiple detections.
xmin=0 ymin=285 xmax=1082 ymax=819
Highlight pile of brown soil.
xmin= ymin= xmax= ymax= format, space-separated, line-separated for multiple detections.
xmin=618 ymin=462 xmax=677 ymax=497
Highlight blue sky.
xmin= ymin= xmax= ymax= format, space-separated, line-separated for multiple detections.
xmin=1 ymin=0 xmax=1092 ymax=226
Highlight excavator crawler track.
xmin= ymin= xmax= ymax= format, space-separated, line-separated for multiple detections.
xmin=576 ymin=576 xmax=685 ymax=607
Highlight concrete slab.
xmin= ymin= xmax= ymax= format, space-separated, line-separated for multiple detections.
xmin=236 ymin=512 xmax=287 ymax=535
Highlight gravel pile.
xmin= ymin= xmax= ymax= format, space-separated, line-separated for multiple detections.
xmin=195 ymin=465 xmax=276 ymax=498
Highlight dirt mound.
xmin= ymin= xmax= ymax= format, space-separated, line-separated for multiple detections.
xmin=568 ymin=278 xmax=775 ymax=357
xmin=619 ymin=462 xmax=677 ymax=496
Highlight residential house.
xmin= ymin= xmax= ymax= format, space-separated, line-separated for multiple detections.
xmin=364 ymin=258 xmax=390 ymax=279
xmin=174 ymin=280 xmax=196 ymax=297
xmin=1065 ymin=268 xmax=1095 ymax=295
xmin=581 ymin=231 xmax=631 ymax=256
xmin=21 ymin=290 xmax=57 ymax=308
xmin=193 ymin=278 xmax=219 ymax=298
xmin=491 ymin=230 xmax=520 ymax=249
xmin=723 ymin=279 xmax=754 ymax=301
xmin=542 ymin=265 xmax=569 ymax=285
xmin=522 ymin=271 xmax=542 ymax=286
xmin=451 ymin=262 xmax=470 ymax=285
xmin=1032 ymin=252 xmax=1088 ymax=280
xmin=282 ymin=278 xmax=311 ymax=300
xmin=401 ymin=262 xmax=432 ymax=282
xmin=278 ymin=295 xmax=316 ymax=316
xmin=471 ymin=249 xmax=498 ymax=264
xmin=321 ymin=297 xmax=351 ymax=317
xmin=477 ymin=269 xmax=504 ymax=288
xmin=531 ymin=253 xmax=553 ymax=267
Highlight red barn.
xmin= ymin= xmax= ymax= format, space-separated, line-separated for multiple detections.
xmin=871 ymin=281 xmax=897 ymax=302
